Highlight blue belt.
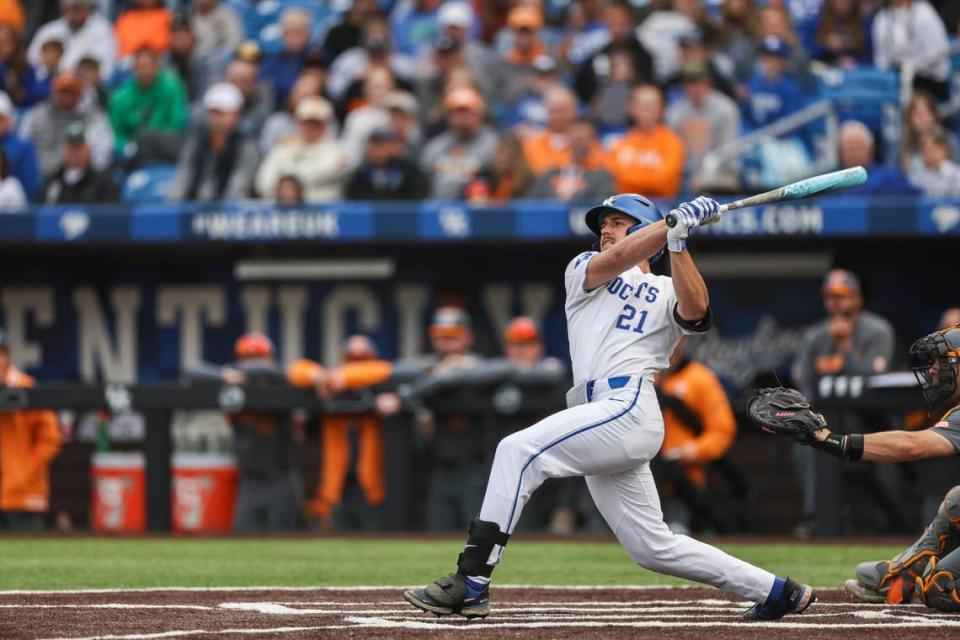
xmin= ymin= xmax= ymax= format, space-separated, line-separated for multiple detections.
xmin=566 ymin=375 xmax=640 ymax=408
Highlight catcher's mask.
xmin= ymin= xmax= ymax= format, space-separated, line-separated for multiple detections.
xmin=909 ymin=323 xmax=960 ymax=410
xmin=584 ymin=193 xmax=665 ymax=262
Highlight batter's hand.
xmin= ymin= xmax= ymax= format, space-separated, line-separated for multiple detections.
xmin=666 ymin=214 xmax=692 ymax=252
xmin=675 ymin=196 xmax=722 ymax=225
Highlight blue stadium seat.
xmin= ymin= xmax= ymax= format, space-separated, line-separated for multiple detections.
xmin=818 ymin=67 xmax=901 ymax=160
xmin=123 ymin=165 xmax=178 ymax=203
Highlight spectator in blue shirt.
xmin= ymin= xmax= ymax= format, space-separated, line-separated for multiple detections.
xmin=741 ymin=36 xmax=809 ymax=130
xmin=0 ymin=24 xmax=47 ymax=108
xmin=0 ymin=91 xmax=40 ymax=201
xmin=389 ymin=0 xmax=443 ymax=57
xmin=839 ymin=120 xmax=920 ymax=195
xmin=259 ymin=8 xmax=314 ymax=108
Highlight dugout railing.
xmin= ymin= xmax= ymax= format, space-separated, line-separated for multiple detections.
xmin=0 ymin=378 xmax=568 ymax=532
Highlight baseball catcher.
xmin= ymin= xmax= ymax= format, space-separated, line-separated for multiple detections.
xmin=749 ymin=323 xmax=960 ymax=611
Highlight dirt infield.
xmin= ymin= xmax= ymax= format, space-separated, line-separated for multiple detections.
xmin=0 ymin=586 xmax=955 ymax=640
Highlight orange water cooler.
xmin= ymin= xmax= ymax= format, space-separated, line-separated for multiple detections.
xmin=171 ymin=453 xmax=238 ymax=533
xmin=90 ymin=452 xmax=146 ymax=533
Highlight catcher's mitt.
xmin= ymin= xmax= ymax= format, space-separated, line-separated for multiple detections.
xmin=747 ymin=387 xmax=826 ymax=444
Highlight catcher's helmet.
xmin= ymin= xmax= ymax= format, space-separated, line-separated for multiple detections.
xmin=909 ymin=323 xmax=960 ymax=410
xmin=235 ymin=332 xmax=275 ymax=360
xmin=584 ymin=194 xmax=665 ymax=262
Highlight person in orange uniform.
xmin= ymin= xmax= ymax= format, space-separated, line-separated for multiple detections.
xmin=312 ymin=335 xmax=388 ymax=531
xmin=0 ymin=327 xmax=62 ymax=530
xmin=608 ymin=84 xmax=685 ymax=197
xmin=655 ymin=340 xmax=737 ymax=534
xmin=521 ymin=86 xmax=607 ymax=176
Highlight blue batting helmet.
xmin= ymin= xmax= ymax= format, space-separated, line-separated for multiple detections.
xmin=584 ymin=193 xmax=665 ymax=261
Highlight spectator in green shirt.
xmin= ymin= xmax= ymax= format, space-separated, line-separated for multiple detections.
xmin=109 ymin=47 xmax=188 ymax=165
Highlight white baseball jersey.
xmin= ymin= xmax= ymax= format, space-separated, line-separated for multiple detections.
xmin=564 ymin=251 xmax=704 ymax=384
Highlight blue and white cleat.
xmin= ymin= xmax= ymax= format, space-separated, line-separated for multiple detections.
xmin=403 ymin=573 xmax=490 ymax=619
xmin=742 ymin=577 xmax=816 ymax=621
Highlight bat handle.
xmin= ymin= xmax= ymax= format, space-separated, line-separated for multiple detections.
xmin=664 ymin=203 xmax=728 ymax=228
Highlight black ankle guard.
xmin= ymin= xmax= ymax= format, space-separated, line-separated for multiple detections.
xmin=457 ymin=519 xmax=510 ymax=578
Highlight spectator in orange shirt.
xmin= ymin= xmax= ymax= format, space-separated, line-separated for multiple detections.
xmin=528 ymin=118 xmax=614 ymax=202
xmin=522 ymin=85 xmax=606 ymax=176
xmin=608 ymin=84 xmax=685 ymax=197
xmin=0 ymin=327 xmax=62 ymax=530
xmin=655 ymin=340 xmax=737 ymax=534
xmin=115 ymin=0 xmax=172 ymax=58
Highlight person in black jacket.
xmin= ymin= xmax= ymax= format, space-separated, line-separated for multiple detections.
xmin=41 ymin=122 xmax=119 ymax=204
xmin=345 ymin=125 xmax=429 ymax=200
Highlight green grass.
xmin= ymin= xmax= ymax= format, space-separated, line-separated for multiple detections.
xmin=0 ymin=538 xmax=905 ymax=591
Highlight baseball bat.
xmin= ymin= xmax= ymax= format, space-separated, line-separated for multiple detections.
xmin=664 ymin=166 xmax=868 ymax=227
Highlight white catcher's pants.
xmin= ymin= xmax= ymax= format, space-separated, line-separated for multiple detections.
xmin=478 ymin=378 xmax=775 ymax=602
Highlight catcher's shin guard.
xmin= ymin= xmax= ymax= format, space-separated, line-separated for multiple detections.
xmin=871 ymin=485 xmax=960 ymax=604
xmin=915 ymin=557 xmax=960 ymax=611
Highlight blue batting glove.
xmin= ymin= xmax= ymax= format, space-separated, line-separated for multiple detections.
xmin=676 ymin=196 xmax=721 ymax=224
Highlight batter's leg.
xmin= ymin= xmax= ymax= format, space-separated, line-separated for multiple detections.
xmin=404 ymin=385 xmax=651 ymax=618
xmin=586 ymin=463 xmax=776 ymax=601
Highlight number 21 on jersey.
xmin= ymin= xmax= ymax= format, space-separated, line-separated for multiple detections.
xmin=607 ymin=276 xmax=658 ymax=335
xmin=616 ymin=305 xmax=648 ymax=333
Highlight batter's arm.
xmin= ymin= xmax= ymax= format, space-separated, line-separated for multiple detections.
xmin=583 ymin=220 xmax=668 ymax=291
xmin=667 ymin=249 xmax=709 ymax=322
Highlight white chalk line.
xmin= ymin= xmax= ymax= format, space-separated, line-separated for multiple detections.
xmin=40 ymin=626 xmax=339 ymax=640
xmin=0 ymin=604 xmax=212 ymax=610
xmin=343 ymin=615 xmax=960 ymax=630
xmin=262 ymin=599 xmax=924 ymax=609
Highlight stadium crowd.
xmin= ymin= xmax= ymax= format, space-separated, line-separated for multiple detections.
xmin=0 ymin=0 xmax=958 ymax=210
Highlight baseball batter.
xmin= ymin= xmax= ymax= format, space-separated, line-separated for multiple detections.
xmin=404 ymin=194 xmax=815 ymax=621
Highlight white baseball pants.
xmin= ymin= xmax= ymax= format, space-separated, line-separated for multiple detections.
xmin=478 ymin=377 xmax=776 ymax=602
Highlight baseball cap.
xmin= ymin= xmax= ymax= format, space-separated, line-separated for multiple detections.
xmin=295 ymin=96 xmax=333 ymax=122
xmin=759 ymin=35 xmax=790 ymax=58
xmin=53 ymin=72 xmax=84 ymax=93
xmin=0 ymin=91 xmax=14 ymax=118
xmin=429 ymin=307 xmax=472 ymax=337
xmin=438 ymin=2 xmax=472 ymax=29
xmin=444 ymin=87 xmax=484 ymax=114
xmin=203 ymin=82 xmax=244 ymax=113
xmin=821 ymin=269 xmax=861 ymax=297
xmin=505 ymin=317 xmax=541 ymax=343
xmin=64 ymin=121 xmax=86 ymax=144
xmin=507 ymin=5 xmax=543 ymax=30
xmin=235 ymin=332 xmax=275 ymax=360
xmin=383 ymin=90 xmax=418 ymax=115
